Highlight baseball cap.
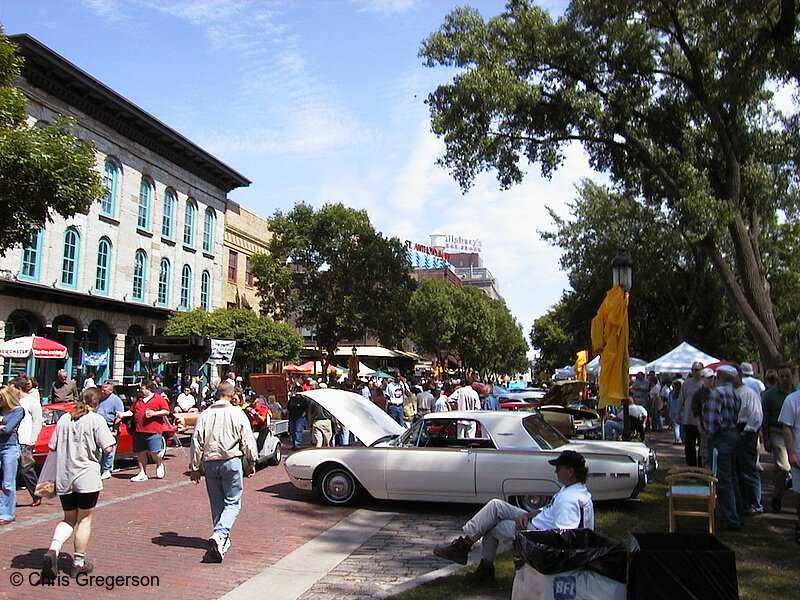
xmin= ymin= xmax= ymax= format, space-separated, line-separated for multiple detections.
xmin=548 ymin=450 xmax=586 ymax=470
xmin=740 ymin=362 xmax=754 ymax=376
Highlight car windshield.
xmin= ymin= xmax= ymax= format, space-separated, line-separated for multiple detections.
xmin=522 ymin=414 xmax=568 ymax=449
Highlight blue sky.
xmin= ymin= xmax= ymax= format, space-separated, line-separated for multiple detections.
xmin=1 ymin=0 xmax=592 ymax=360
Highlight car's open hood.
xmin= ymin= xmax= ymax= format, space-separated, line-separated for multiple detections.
xmin=299 ymin=389 xmax=406 ymax=447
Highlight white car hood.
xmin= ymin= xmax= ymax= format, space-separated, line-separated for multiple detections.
xmin=300 ymin=389 xmax=406 ymax=447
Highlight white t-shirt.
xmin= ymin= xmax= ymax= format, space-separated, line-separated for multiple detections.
xmin=433 ymin=395 xmax=450 ymax=412
xmin=175 ymin=392 xmax=197 ymax=412
xmin=51 ymin=411 xmax=116 ymax=495
xmin=778 ymin=391 xmax=800 ymax=455
xmin=17 ymin=393 xmax=43 ymax=446
xmin=530 ymin=482 xmax=594 ymax=530
xmin=627 ymin=404 xmax=648 ymax=420
xmin=385 ymin=381 xmax=405 ymax=405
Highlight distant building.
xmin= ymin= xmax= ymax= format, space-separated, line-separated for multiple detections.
xmin=0 ymin=34 xmax=249 ymax=392
xmin=223 ymin=201 xmax=271 ymax=314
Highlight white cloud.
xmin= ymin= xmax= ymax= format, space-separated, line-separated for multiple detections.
xmin=352 ymin=0 xmax=421 ymax=15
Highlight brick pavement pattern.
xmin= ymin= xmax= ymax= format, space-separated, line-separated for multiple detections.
xmin=0 ymin=446 xmax=352 ymax=600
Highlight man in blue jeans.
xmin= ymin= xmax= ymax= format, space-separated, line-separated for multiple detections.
xmin=287 ymin=394 xmax=308 ymax=450
xmin=703 ymin=365 xmax=743 ymax=530
xmin=96 ymin=382 xmax=124 ymax=479
xmin=189 ymin=381 xmax=258 ymax=562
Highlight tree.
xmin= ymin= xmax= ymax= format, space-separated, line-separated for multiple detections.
xmin=163 ymin=308 xmax=303 ymax=371
xmin=482 ymin=297 xmax=530 ymax=377
xmin=421 ymin=0 xmax=800 ymax=367
xmin=0 ymin=33 xmax=104 ymax=252
xmin=536 ymin=180 xmax=754 ymax=364
xmin=530 ymin=297 xmax=580 ymax=374
xmin=407 ymin=278 xmax=458 ymax=368
xmin=250 ymin=203 xmax=416 ymax=362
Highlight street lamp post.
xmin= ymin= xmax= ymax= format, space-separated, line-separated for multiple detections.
xmin=611 ymin=248 xmax=633 ymax=440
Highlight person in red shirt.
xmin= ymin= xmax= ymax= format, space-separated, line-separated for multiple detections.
xmin=117 ymin=379 xmax=170 ymax=482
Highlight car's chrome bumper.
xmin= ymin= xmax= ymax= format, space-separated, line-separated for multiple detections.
xmin=283 ymin=463 xmax=313 ymax=490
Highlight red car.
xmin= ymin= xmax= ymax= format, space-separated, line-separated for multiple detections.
xmin=34 ymin=402 xmax=174 ymax=466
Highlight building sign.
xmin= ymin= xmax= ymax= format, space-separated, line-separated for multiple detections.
xmin=404 ymin=240 xmax=451 ymax=261
xmin=429 ymin=233 xmax=482 ymax=254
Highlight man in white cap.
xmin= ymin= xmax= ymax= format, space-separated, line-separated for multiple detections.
xmin=740 ymin=362 xmax=766 ymax=396
xmin=703 ymin=365 xmax=743 ymax=530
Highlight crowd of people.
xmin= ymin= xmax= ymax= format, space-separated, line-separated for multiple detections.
xmin=602 ymin=360 xmax=800 ymax=542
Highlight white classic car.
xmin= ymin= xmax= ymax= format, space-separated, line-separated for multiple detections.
xmin=284 ymin=389 xmax=657 ymax=508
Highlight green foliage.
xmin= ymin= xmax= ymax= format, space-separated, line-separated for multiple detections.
xmin=250 ymin=202 xmax=416 ymax=357
xmin=0 ymin=33 xmax=104 ymax=252
xmin=163 ymin=308 xmax=303 ymax=370
xmin=532 ymin=180 xmax=755 ymax=367
xmin=408 ymin=279 xmax=529 ymax=377
xmin=421 ymin=0 xmax=800 ymax=367
xmin=407 ymin=278 xmax=457 ymax=366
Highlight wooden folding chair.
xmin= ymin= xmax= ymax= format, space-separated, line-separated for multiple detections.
xmin=666 ymin=467 xmax=718 ymax=533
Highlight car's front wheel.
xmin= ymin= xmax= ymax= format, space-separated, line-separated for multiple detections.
xmin=514 ymin=494 xmax=552 ymax=511
xmin=316 ymin=465 xmax=363 ymax=506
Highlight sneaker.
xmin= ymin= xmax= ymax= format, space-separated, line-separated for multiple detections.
xmin=70 ymin=560 xmax=93 ymax=578
xmin=220 ymin=535 xmax=231 ymax=556
xmin=155 ymin=464 xmax=166 ymax=479
xmin=42 ymin=549 xmax=58 ymax=580
xmin=433 ymin=535 xmax=473 ymax=565
xmin=100 ymin=471 xmax=112 ymax=480
xmin=208 ymin=533 xmax=225 ymax=563
xmin=744 ymin=506 xmax=764 ymax=517
xmin=464 ymin=559 xmax=495 ymax=587
xmin=131 ymin=473 xmax=149 ymax=482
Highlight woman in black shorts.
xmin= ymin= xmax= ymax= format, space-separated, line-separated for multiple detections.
xmin=41 ymin=387 xmax=116 ymax=579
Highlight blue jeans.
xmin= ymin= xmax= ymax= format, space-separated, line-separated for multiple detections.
xmin=387 ymin=403 xmax=404 ymax=426
xmin=710 ymin=429 xmax=743 ymax=527
xmin=0 ymin=444 xmax=20 ymax=521
xmin=204 ymin=457 xmax=244 ymax=539
xmin=735 ymin=430 xmax=762 ymax=511
xmin=100 ymin=427 xmax=116 ymax=472
xmin=291 ymin=416 xmax=307 ymax=449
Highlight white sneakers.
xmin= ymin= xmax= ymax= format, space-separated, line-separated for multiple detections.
xmin=208 ymin=532 xmax=230 ymax=562
xmin=130 ymin=464 xmax=165 ymax=482
xmin=155 ymin=464 xmax=166 ymax=479
xmin=131 ymin=473 xmax=148 ymax=482
xmin=100 ymin=471 xmax=112 ymax=480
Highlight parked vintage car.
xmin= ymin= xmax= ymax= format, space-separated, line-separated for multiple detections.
xmin=33 ymin=402 xmax=175 ymax=466
xmin=284 ymin=389 xmax=656 ymax=508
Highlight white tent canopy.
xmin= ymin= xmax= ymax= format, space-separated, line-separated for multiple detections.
xmin=586 ymin=355 xmax=647 ymax=376
xmin=645 ymin=342 xmax=720 ymax=375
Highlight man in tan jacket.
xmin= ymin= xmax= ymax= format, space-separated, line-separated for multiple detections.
xmin=189 ymin=381 xmax=258 ymax=562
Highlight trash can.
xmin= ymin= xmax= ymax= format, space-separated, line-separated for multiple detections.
xmin=512 ymin=529 xmax=627 ymax=600
xmin=627 ymin=532 xmax=738 ymax=600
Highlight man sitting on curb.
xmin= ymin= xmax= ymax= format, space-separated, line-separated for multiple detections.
xmin=433 ymin=450 xmax=594 ymax=586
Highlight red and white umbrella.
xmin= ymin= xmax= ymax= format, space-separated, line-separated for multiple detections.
xmin=0 ymin=335 xmax=69 ymax=359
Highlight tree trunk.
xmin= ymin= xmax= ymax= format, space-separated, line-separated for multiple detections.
xmin=701 ymin=227 xmax=784 ymax=368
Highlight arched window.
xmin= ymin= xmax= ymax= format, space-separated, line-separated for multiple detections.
xmin=61 ymin=227 xmax=81 ymax=288
xmin=95 ymin=237 xmax=112 ymax=295
xmin=19 ymin=230 xmax=42 ymax=282
xmin=202 ymin=207 xmax=215 ymax=253
xmin=162 ymin=189 xmax=175 ymax=239
xmin=133 ymin=249 xmax=147 ymax=301
xmin=180 ymin=265 xmax=192 ymax=309
xmin=101 ymin=159 xmax=119 ymax=217
xmin=183 ymin=200 xmax=196 ymax=247
xmin=138 ymin=178 xmax=152 ymax=230
xmin=157 ymin=258 xmax=170 ymax=306
xmin=200 ymin=270 xmax=211 ymax=311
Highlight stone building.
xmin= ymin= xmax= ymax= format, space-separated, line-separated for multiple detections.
xmin=223 ymin=201 xmax=271 ymax=314
xmin=0 ymin=34 xmax=250 ymax=394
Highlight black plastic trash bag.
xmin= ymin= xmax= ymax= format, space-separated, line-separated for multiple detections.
xmin=627 ymin=532 xmax=738 ymax=600
xmin=513 ymin=528 xmax=627 ymax=583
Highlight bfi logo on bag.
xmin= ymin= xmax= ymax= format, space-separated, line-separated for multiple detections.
xmin=553 ymin=575 xmax=577 ymax=600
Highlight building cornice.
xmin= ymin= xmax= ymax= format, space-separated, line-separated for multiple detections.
xmin=9 ymin=34 xmax=251 ymax=194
